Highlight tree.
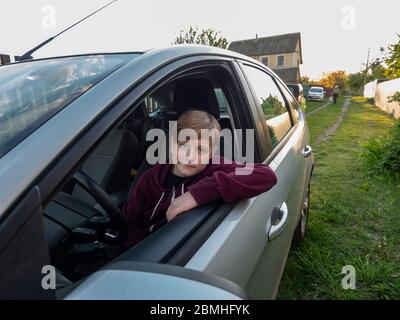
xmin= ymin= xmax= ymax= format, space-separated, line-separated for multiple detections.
xmin=319 ymin=70 xmax=347 ymax=90
xmin=368 ymin=58 xmax=387 ymax=80
xmin=173 ymin=26 xmax=229 ymax=49
xmin=346 ymin=71 xmax=365 ymax=95
xmin=261 ymin=94 xmax=286 ymax=118
xmin=384 ymin=34 xmax=400 ymax=80
xmin=300 ymin=76 xmax=310 ymax=84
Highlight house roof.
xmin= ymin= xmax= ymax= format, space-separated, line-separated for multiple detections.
xmin=272 ymin=67 xmax=300 ymax=84
xmin=228 ymin=32 xmax=302 ymax=63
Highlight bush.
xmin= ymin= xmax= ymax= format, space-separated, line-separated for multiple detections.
xmin=388 ymin=91 xmax=400 ymax=103
xmin=360 ymin=120 xmax=400 ymax=178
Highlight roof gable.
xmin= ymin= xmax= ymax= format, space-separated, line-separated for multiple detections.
xmin=228 ymin=32 xmax=301 ymax=59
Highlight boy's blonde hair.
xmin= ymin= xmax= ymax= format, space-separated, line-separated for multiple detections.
xmin=177 ymin=109 xmax=221 ymax=137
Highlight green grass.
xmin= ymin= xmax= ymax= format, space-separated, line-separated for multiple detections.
xmin=304 ymin=97 xmax=330 ymax=114
xmin=276 ymin=97 xmax=400 ymax=300
xmin=306 ymin=97 xmax=345 ymax=145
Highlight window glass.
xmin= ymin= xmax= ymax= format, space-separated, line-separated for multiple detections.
xmin=0 ymin=54 xmax=138 ymax=157
xmin=261 ymin=57 xmax=268 ymax=66
xmin=277 ymin=55 xmax=284 ymax=66
xmin=243 ymin=65 xmax=292 ymax=148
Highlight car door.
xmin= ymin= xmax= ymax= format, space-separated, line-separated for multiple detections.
xmin=277 ymin=78 xmax=313 ymax=219
xmin=182 ymin=61 xmax=293 ymax=299
xmin=0 ymin=52 xmax=219 ymax=299
xmin=237 ymin=62 xmax=308 ymax=299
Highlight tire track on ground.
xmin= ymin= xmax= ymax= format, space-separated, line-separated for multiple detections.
xmin=314 ymin=98 xmax=351 ymax=145
xmin=306 ymin=100 xmax=332 ymax=116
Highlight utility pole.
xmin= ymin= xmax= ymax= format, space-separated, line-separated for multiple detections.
xmin=363 ymin=48 xmax=371 ymax=85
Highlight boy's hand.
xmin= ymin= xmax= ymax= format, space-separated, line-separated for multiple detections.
xmin=166 ymin=191 xmax=198 ymax=222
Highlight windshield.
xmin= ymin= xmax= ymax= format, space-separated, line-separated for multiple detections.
xmin=0 ymin=53 xmax=139 ymax=157
xmin=309 ymin=87 xmax=323 ymax=93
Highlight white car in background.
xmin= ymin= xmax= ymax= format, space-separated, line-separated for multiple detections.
xmin=307 ymin=86 xmax=325 ymax=101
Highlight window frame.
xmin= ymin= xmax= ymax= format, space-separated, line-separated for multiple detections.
xmin=31 ymin=57 xmax=254 ymax=206
xmin=276 ymin=55 xmax=285 ymax=67
xmin=21 ymin=57 xmax=260 ymax=272
xmin=236 ymin=60 xmax=300 ymax=161
xmin=276 ymin=81 xmax=304 ymax=125
xmin=261 ymin=56 xmax=269 ymax=66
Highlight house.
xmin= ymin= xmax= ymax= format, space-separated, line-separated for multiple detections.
xmin=228 ymin=32 xmax=303 ymax=84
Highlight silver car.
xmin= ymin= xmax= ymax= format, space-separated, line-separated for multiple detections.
xmin=0 ymin=45 xmax=314 ymax=300
xmin=307 ymin=86 xmax=325 ymax=101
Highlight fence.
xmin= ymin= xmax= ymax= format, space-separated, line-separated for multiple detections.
xmin=364 ymin=78 xmax=400 ymax=119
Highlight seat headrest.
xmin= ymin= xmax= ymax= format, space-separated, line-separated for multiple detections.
xmin=173 ymin=78 xmax=220 ymax=119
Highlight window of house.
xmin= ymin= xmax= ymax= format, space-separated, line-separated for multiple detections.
xmin=242 ymin=65 xmax=292 ymax=148
xmin=277 ymin=55 xmax=284 ymax=67
xmin=261 ymin=57 xmax=268 ymax=66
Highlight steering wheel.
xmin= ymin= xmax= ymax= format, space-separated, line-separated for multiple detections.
xmin=72 ymin=171 xmax=121 ymax=219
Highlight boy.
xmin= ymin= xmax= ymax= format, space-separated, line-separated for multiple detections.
xmin=122 ymin=109 xmax=277 ymax=249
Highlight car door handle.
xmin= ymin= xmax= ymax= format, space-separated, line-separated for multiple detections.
xmin=302 ymin=145 xmax=313 ymax=158
xmin=268 ymin=202 xmax=288 ymax=240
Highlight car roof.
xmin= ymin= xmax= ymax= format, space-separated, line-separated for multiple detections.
xmin=4 ymin=45 xmax=256 ymax=67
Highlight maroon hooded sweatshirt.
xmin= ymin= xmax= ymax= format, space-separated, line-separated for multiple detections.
xmin=122 ymin=157 xmax=277 ymax=249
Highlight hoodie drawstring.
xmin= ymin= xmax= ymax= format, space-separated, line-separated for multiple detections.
xmin=149 ymin=192 xmax=165 ymax=233
xmin=149 ymin=191 xmax=164 ymax=221
xmin=171 ymin=185 xmax=176 ymax=203
xmin=149 ymin=183 xmax=185 ymax=234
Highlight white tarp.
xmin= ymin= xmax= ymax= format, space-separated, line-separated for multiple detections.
xmin=363 ymin=79 xmax=378 ymax=98
xmin=374 ymin=78 xmax=400 ymax=119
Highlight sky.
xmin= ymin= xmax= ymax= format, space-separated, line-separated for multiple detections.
xmin=0 ymin=0 xmax=399 ymax=80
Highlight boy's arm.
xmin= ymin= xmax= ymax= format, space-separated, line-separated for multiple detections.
xmin=166 ymin=163 xmax=277 ymax=221
xmin=187 ymin=163 xmax=277 ymax=206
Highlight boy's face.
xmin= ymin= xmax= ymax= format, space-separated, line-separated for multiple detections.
xmin=172 ymin=137 xmax=214 ymax=177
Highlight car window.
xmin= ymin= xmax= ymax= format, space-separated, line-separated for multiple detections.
xmin=242 ymin=65 xmax=292 ymax=148
xmin=0 ymin=53 xmax=139 ymax=158
xmin=145 ymin=80 xmax=231 ymax=118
